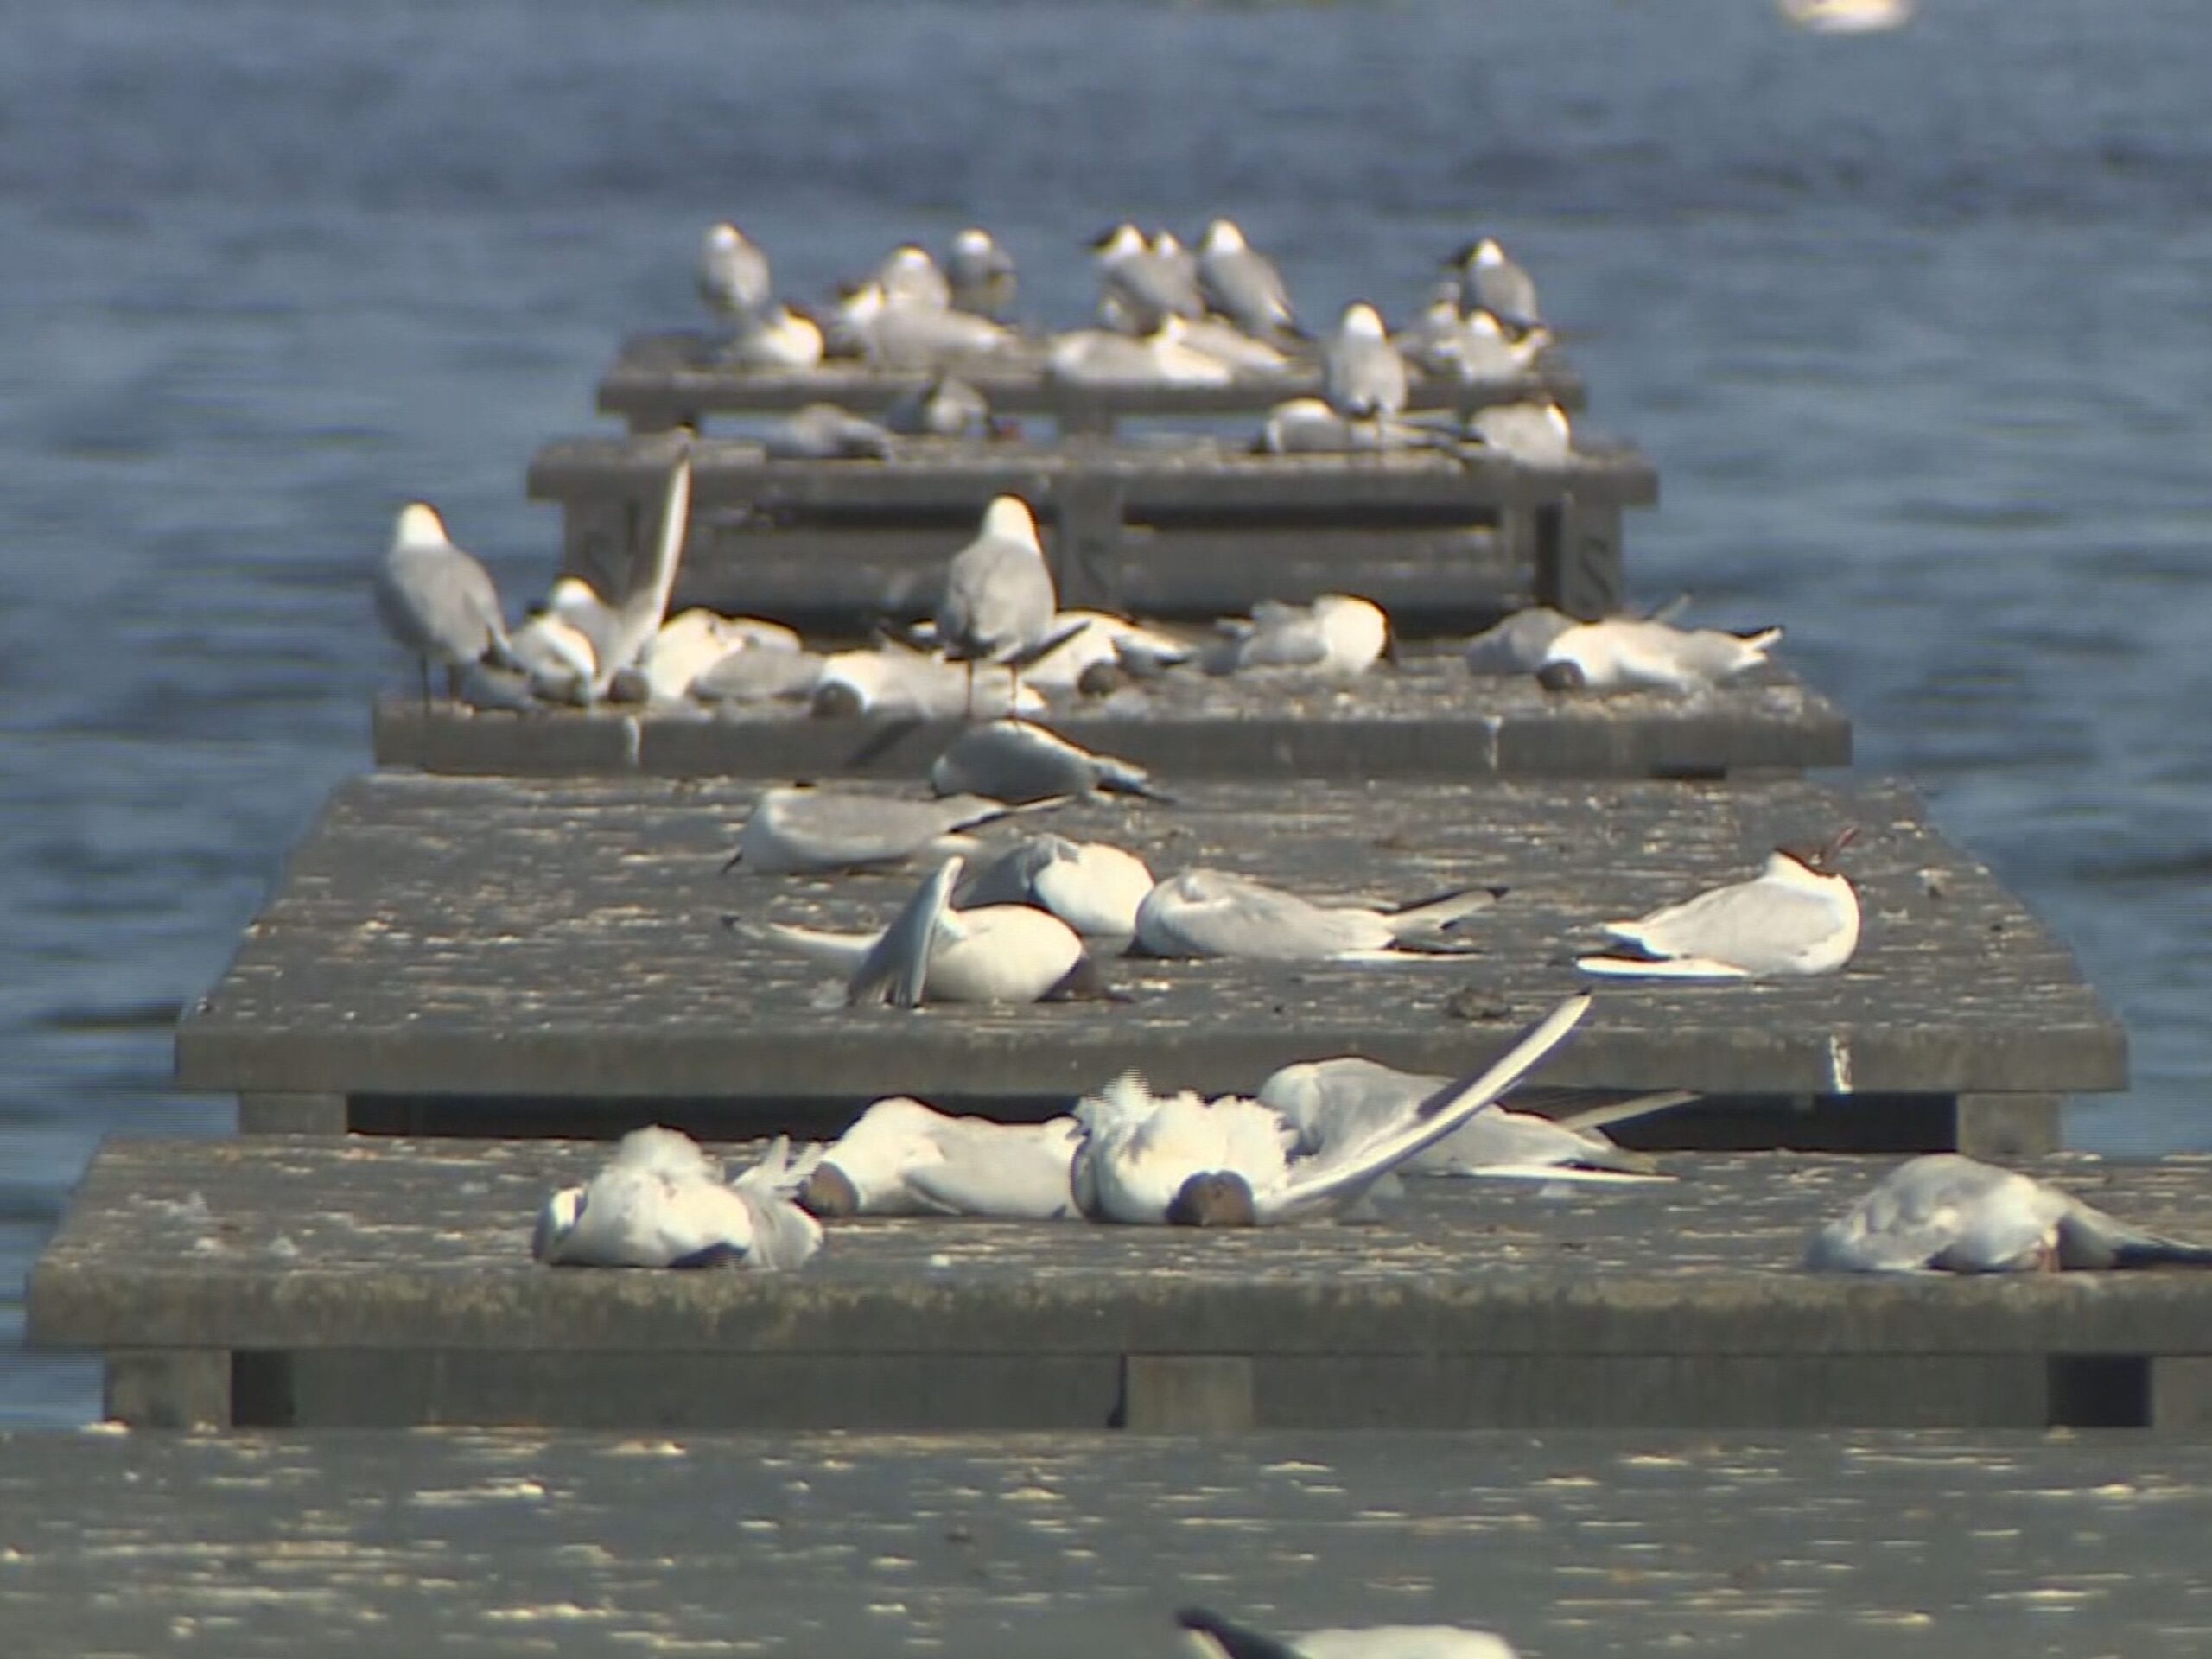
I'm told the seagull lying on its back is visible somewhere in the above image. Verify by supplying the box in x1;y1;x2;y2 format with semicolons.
1074;993;1591;1226
1135;869;1504;963
1535;617;1782;693
1808;1154;2212;1274
929;718;1168;805
798;1096;1081;1220
1577;827;1859;980
532;1128;821;1270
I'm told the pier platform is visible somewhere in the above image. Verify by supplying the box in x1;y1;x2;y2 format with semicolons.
3;1427;2202;1656
368;655;1852;782
173;774;2116;1151
528;431;1657;628
29;1143;2212;1431
598;326;1588;436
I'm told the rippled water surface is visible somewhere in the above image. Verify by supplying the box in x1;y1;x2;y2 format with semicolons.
4;0;2210;1424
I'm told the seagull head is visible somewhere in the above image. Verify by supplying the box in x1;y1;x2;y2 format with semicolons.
1166;1169;1258;1228
1090;222;1146;258
1200;219;1247;255
1474;237;1509;267
795;1160;862;1219
1534;659;1588;692
1151;229;1186;258
1781;824;1859;874
703;221;747;255
531;1185;586;1263
952;226;995;258
1338;302;1388;341
393;502;451;549
981;493;1042;549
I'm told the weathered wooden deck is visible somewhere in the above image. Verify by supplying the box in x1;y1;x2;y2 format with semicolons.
29;1141;2212;1431
599;326;1590;435
529;431;1656;626
175;774;2116;1148
3;1427;2207;1656
368;656;1853;781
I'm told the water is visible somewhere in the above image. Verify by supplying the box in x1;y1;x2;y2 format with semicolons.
5;0;2211;1426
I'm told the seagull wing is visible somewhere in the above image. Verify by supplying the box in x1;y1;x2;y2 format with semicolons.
845;857;963;1008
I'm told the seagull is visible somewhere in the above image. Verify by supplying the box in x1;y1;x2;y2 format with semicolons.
724;303;824;372
1806;1154;2212;1274
1255;399;1446;456
1468;400;1573;462
532;1128;822;1270
1196;219;1300;338
953;834;1156;938
1778;0;1915;34
797;1096;1081;1219
1258;1057;1665;1180
374;503;517;707
885;374;995;439
1535;617;1783;693
721;785;1062;875
731;855;1100;1008
507;607;600;705
1577;827;1859;979
1018;609;1193;696
760;403;894;461
1201;594;1391;680
946;226;1018;321
1091;222;1204;333
531;443;692;700
1322;302;1409;438
1176;315;1294;376
697;222;772;325
1179;1606;1518;1659
1448;237;1541;334
929;718;1169;805
840;281;1015;372
935;497;1061;713
810;641;1046;720
1462;607;1577;675
1046;320;1237;387
689;642;823;706
874;244;951;313
626;608;755;702
1133;870;1504;963
1072;992;1591;1226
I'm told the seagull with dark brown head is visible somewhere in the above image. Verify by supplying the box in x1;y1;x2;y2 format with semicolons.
1576;828;1859;979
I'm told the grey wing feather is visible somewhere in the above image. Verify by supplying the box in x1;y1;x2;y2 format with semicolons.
938;539;1052;661
845;858;962;1009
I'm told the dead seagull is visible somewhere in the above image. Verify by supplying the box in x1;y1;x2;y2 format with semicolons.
1179;1607;1518;1659
532;1127;821;1270
731;855;1101;1008
929;718;1170;804
1806;1154;2212;1274
721;785;1062;876
1134;869;1504;963
797;1096;1080;1219
953;833;1156;938
1535;616;1782;693
1462;607;1578;675
1073;993;1590;1226
1201;594;1391;680
1576;827;1859;980
1258;1057;1668;1180
374;503;518;706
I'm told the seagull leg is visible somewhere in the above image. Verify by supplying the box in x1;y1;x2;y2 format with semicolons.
964;658;976;720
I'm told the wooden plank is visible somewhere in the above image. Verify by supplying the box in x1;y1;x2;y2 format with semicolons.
28;1143;2212;1433
170;774;2125;1111
5;1427;2209;1656
596;326;1591;432
368;655;1855;782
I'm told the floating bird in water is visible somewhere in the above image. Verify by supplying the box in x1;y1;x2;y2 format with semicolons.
1073;993;1591;1226
1323;302;1409;439
946;226;1018;321
953;833;1156;939
733;855;1101;1008
929;718;1168;805
1449;236;1541;334
697;221;772;325
934;497;1063;713
1134;870;1504;963
532;1128;821;1271
1197;218;1300;339
1259;1057;1668;1180
1179;1605;1519;1659
1577;827;1859;979
1202;594;1391;680
1535;616;1781;693
1807;1154;2212;1274
797;1096;1081;1219
374;503;517;707
810;639;1045;721
722;785;1060;875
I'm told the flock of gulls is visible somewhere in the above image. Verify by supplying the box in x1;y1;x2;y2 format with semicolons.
694;216;1575;459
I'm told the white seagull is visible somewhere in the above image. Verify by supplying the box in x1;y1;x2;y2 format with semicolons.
1469;400;1573;463
797;1096;1082;1220
935;497;1063;713
1196;218;1300;338
732;855;1099;1008
1462;607;1577;675
953;833;1156;939
697;222;772;325
374;503;516;705
1179;1605;1519;1659
532;1128;822;1271
1448;236;1541;334
810;640;1046;721
1072;992;1592;1226
1806;1154;2212;1274
1323;302;1409;436
929;718;1169;804
1535;617;1783;693
1134;870;1504;963
1090;221;1205;332
1577;827;1859;979
946;226;1017;321
1201;594;1391;680
721;785;1061;876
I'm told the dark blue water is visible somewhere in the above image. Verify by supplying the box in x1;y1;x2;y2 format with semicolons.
6;0;2211;1425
